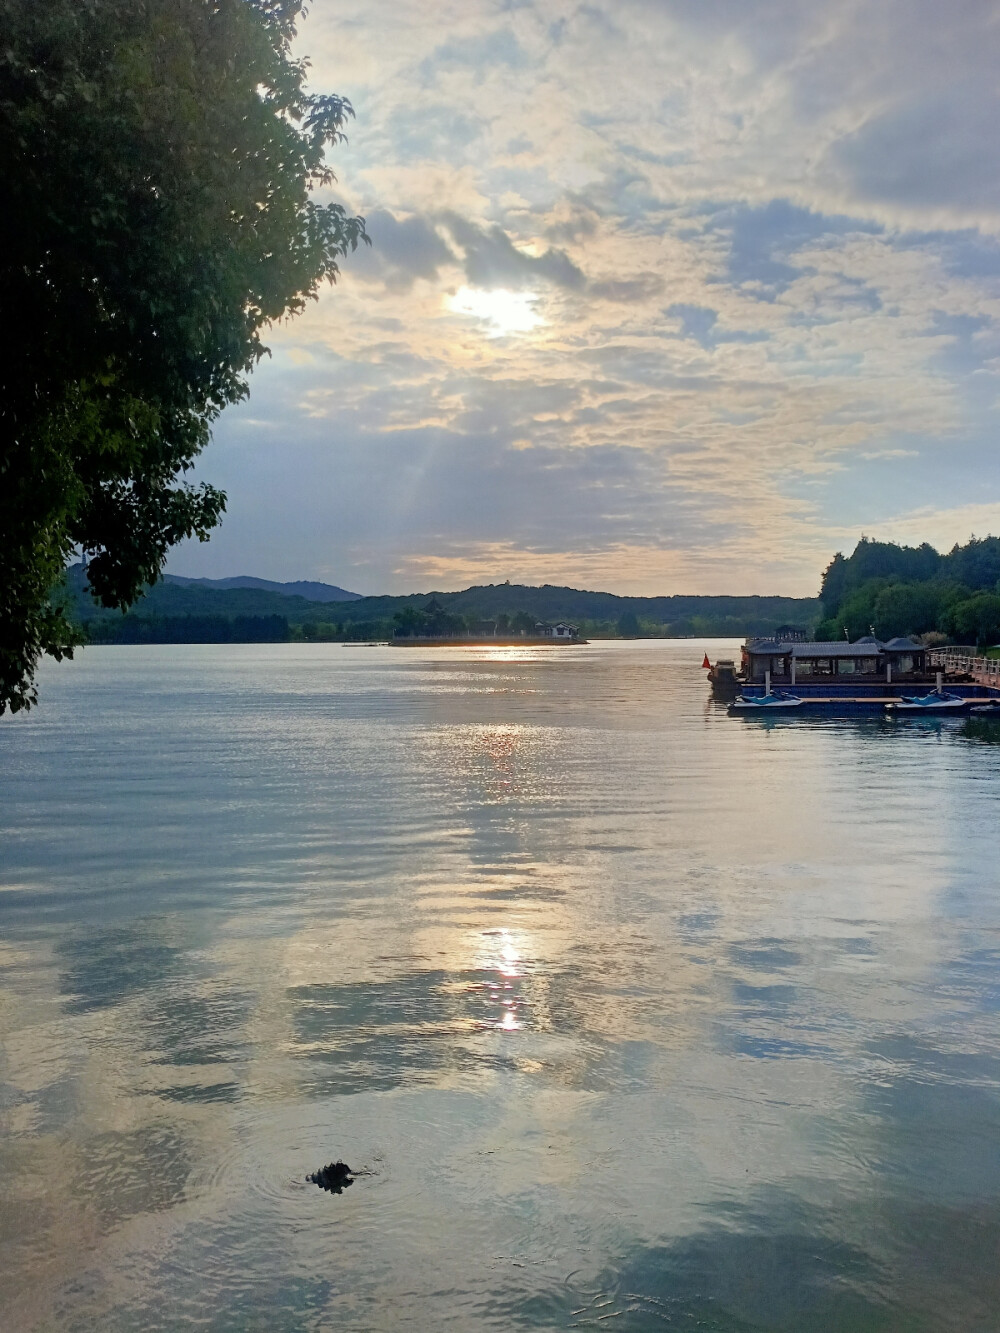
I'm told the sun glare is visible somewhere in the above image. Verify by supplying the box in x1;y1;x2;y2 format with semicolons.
446;286;543;336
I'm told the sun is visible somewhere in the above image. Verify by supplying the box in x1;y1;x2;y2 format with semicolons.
446;286;543;336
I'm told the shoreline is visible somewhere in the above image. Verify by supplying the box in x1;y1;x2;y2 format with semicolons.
389;635;588;647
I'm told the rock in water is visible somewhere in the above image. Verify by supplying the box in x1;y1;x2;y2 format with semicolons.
308;1161;354;1193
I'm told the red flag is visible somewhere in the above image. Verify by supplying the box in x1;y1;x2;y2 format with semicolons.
702;654;712;670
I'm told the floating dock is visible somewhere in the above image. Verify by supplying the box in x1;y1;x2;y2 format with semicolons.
709;637;1000;715
732;694;1000;713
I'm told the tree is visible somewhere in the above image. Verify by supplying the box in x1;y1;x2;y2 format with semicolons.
845;538;941;589
393;607;428;638
819;552;849;618
419;597;464;637
829;581;885;641
616;611;640;637
944;594;1000;647
819;540;942;619
0;0;368;711
943;536;1000;592
872;582;945;638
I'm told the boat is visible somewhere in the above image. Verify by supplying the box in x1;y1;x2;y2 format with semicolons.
885;690;967;714
730;689;804;712
706;657;740;697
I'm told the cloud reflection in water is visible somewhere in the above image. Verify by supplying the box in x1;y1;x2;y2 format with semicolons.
1;642;1000;1330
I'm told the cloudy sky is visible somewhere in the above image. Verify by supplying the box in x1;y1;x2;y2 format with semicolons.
170;0;1000;596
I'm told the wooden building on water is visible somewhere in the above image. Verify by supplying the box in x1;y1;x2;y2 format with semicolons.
742;635;927;685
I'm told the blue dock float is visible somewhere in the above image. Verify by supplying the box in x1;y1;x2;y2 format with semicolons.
729;682;1000;716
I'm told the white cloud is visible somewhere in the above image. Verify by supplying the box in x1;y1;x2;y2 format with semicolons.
169;1;1000;594
872;502;1000;554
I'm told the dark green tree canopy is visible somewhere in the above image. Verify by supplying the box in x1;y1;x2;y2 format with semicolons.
0;0;368;711
819;538;941;615
816;535;1000;645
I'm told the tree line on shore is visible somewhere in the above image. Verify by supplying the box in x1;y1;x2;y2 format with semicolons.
71;603;820;645
817;536;1000;646
86;614;290;645
62;567;821;644
77;606;806;644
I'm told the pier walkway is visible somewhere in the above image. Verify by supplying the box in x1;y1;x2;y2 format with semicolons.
929;648;1000;688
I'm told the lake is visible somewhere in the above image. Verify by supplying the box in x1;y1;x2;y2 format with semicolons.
2;640;999;1331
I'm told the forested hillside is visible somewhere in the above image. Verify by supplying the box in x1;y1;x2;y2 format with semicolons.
62;565;819;642
164;574;360;602
817;536;1000;645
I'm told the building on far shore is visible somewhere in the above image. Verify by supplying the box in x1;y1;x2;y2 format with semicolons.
534;621;580;640
742;635;926;683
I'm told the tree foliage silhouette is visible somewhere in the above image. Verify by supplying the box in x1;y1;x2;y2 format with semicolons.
0;0;368;710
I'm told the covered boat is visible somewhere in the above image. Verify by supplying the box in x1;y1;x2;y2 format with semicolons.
730;689;803;712
885;690;967;714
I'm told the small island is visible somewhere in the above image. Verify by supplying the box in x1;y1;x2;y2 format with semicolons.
392;603;584;646
390;598;583;644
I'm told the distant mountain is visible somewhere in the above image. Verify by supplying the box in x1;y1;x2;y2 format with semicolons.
164;574;361;601
63;564;354;622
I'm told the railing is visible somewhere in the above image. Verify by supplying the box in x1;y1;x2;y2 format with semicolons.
929;648;1000;681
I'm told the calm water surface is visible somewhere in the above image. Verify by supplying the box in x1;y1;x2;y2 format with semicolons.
2;640;999;1331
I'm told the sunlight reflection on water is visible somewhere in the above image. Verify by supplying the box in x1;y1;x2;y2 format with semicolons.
1;641;1000;1331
